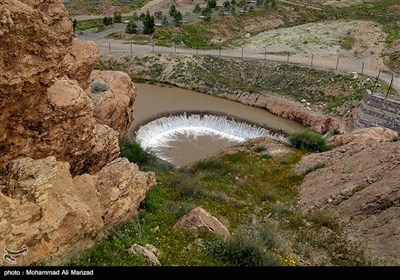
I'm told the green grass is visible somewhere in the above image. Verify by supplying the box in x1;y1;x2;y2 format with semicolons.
339;34;356;51
74;19;104;32
69;140;367;266
65;0;151;16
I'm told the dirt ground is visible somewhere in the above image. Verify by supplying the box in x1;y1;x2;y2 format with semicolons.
238;20;387;72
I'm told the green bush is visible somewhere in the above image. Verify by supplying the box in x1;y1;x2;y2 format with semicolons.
206;234;281;266
119;138;173;172
289;129;328;152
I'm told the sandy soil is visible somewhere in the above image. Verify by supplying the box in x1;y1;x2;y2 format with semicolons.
239;20;386;71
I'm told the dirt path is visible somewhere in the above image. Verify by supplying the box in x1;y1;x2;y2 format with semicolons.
80;35;400;92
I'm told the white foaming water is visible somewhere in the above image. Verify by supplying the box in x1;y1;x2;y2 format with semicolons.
135;113;289;162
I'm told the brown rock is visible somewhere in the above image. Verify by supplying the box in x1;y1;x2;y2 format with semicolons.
127;244;160;266
63;39;100;90
328;127;398;148
174;207;231;238
296;127;400;265
95;157;155;227
90;70;136;135
0;156;156;265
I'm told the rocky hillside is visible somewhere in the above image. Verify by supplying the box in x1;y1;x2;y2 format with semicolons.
295;127;400;265
0;0;155;265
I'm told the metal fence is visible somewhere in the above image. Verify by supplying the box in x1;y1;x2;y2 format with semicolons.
96;40;399;94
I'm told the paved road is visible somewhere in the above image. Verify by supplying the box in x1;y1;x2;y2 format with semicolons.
78;35;400;92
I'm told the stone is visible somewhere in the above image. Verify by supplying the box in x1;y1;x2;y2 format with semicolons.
128;244;161;266
174;207;231;239
296;127;400;265
244;32;251;38
90;70;136;135
301;99;307;103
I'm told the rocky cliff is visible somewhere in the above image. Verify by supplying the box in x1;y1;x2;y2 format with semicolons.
0;0;155;265
295;127;400;265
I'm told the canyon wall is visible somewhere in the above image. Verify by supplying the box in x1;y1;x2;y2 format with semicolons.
0;0;155;265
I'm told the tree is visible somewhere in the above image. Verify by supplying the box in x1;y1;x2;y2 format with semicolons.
271;0;276;7
193;4;201;13
231;0;236;5
224;0;231;10
142;10;155;34
173;11;183;26
103;16;113;26
230;6;236;15
139;12;145;21
162;15;169;26
113;12;122;23
207;0;217;9
126;20;137;34
201;7;212;16
256;0;263;7
169;4;177;17
72;19;78;32
154;11;163;19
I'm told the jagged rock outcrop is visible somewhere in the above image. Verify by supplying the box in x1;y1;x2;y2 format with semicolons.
0;0;133;175
174;207;231;239
0;157;155;265
0;0;154;265
90;70;136;134
295;127;400;265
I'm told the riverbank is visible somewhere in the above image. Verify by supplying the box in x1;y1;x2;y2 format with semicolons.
98;53;390;133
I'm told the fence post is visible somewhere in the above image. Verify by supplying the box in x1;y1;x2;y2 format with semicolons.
386;75;394;98
361;62;364;74
109;42;111;54
373;68;382;92
241;46;244;59
264;47;267;60
336;57;339;70
130;43;133;54
219;47;221;57
197;45;199;55
174;43;176;54
287;52;289;63
152;44;155;53
311;54;314;67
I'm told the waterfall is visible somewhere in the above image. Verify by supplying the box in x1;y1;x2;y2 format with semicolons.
135;113;289;162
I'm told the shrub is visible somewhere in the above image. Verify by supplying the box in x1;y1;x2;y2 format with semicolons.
253;145;267;153
126;20;138;34
206;233;281;266
289;129;328;152
119;138;173;172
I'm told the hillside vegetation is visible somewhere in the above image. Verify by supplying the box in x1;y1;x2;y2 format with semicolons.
69;139;367;266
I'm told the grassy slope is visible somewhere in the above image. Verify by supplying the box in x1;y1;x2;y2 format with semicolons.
69;141;367;266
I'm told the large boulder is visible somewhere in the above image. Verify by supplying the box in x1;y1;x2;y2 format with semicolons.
90;70;136;135
295;127;400;265
174;207;231;239
0;156;156;265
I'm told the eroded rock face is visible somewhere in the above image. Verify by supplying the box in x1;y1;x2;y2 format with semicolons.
295;127;400;265
0;0;155;265
0;156;156;265
174;207;231;239
90;70;136;135
0;0;108;175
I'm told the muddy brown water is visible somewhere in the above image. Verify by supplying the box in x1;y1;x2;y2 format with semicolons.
128;83;305;166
